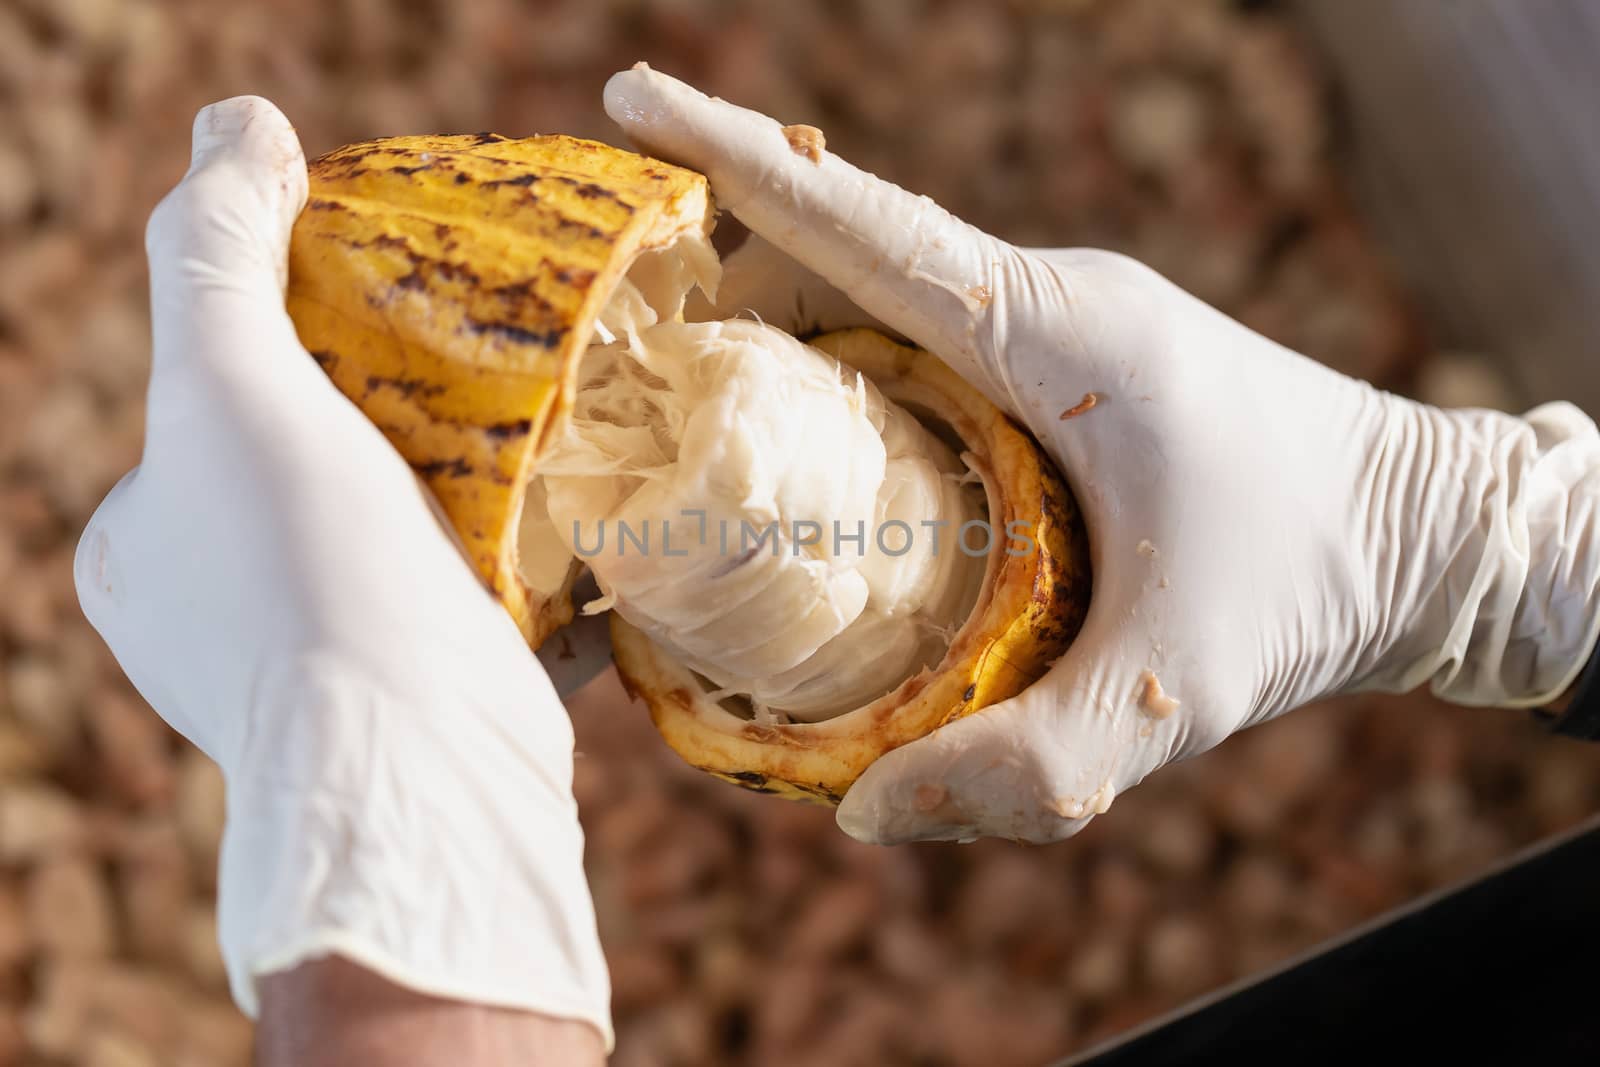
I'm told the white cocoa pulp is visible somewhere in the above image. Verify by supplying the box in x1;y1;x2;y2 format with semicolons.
519;240;986;721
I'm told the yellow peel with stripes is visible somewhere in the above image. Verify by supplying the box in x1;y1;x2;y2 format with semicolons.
287;134;713;646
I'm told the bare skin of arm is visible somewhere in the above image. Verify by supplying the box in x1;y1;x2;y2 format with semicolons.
256;957;606;1067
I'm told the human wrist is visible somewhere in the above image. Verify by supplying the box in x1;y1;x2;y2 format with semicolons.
1544;680;1577;715
256;956;605;1067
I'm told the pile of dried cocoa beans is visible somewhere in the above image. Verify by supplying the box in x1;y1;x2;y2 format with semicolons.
0;1;1590;1063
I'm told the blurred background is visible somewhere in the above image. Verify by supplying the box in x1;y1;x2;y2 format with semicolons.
2;0;1598;1064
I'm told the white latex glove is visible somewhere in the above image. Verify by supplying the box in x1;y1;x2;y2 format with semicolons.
74;97;611;1045
606;67;1600;845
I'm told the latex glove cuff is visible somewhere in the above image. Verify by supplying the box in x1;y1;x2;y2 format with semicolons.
1358;400;1600;711
213;655;612;1047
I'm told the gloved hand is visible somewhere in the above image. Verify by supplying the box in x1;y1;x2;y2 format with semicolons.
74;97;611;1045
605;66;1600;846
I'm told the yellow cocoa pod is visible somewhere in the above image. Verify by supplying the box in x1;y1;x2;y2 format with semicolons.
286;134;1090;805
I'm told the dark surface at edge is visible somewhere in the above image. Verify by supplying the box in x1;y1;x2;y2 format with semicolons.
1063;811;1600;1065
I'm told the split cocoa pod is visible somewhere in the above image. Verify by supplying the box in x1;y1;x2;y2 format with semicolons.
285;133;1090;805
